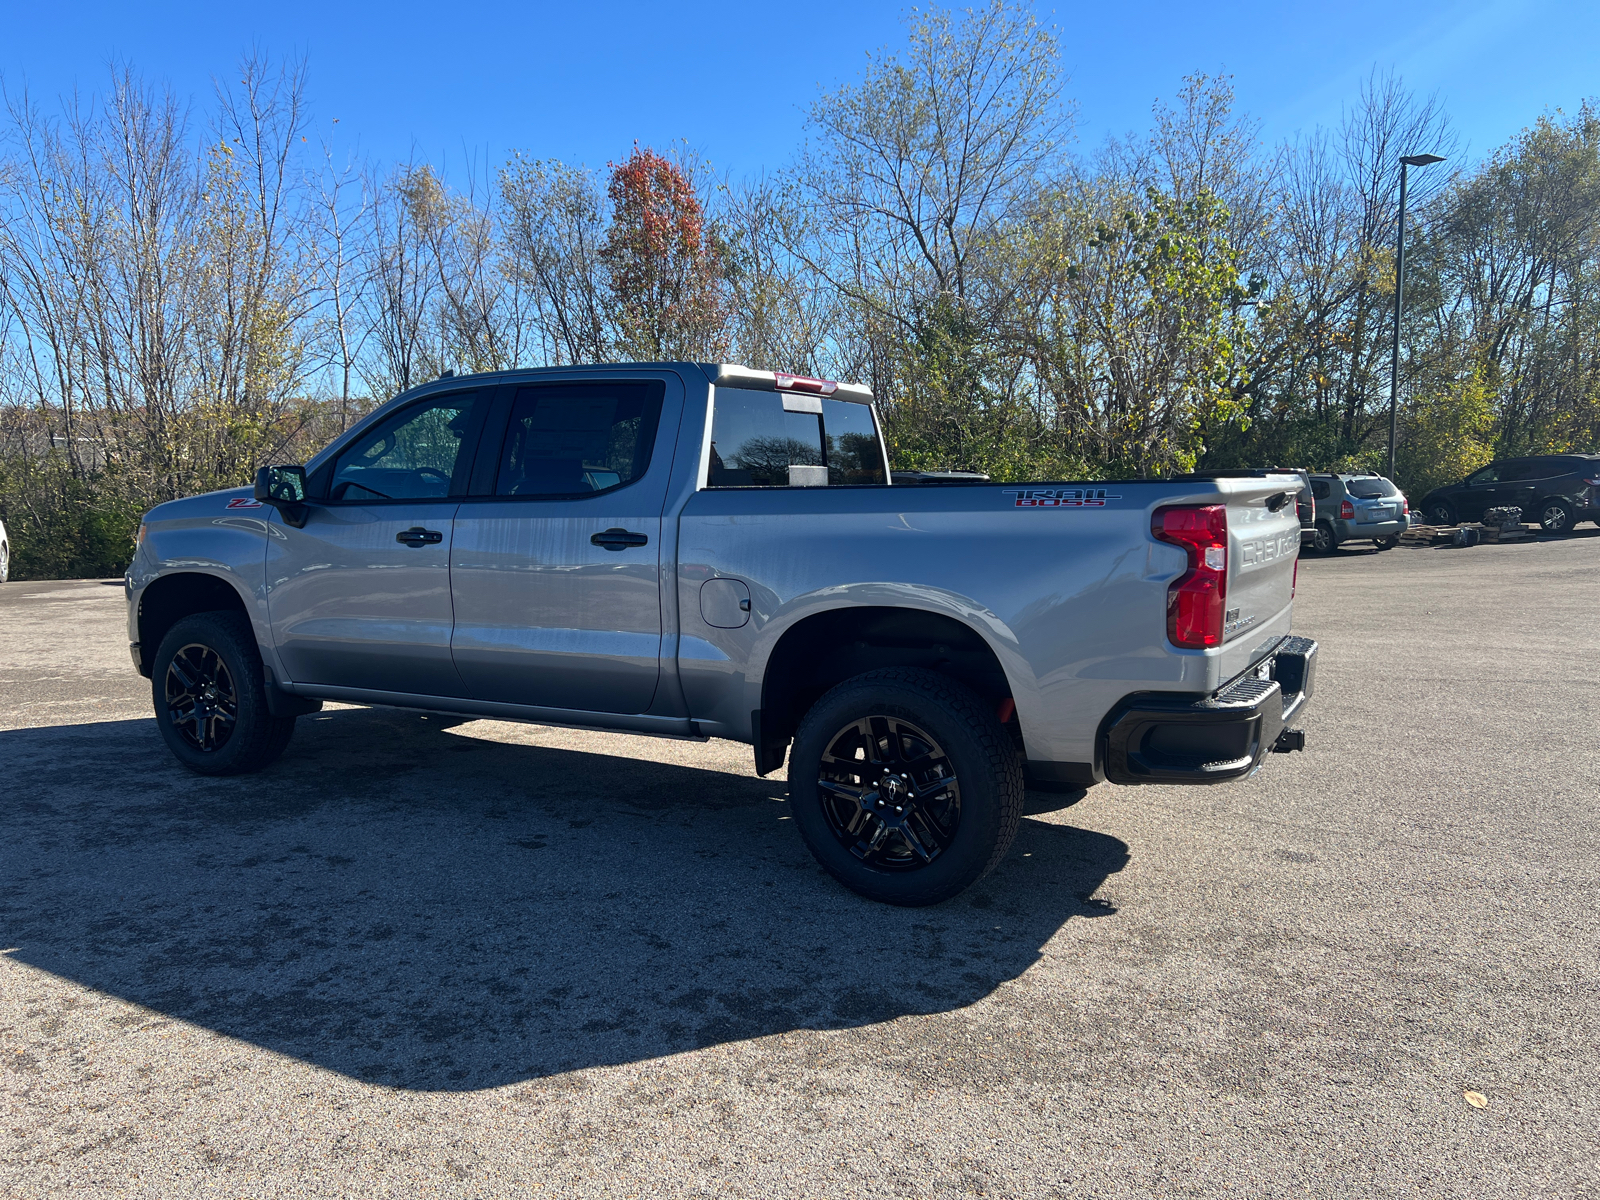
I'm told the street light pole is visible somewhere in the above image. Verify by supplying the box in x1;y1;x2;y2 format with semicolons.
1389;153;1445;480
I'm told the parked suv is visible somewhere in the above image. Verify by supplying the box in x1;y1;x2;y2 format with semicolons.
1307;474;1407;553
1417;455;1600;533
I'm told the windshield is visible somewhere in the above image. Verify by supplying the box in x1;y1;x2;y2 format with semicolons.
1345;476;1399;499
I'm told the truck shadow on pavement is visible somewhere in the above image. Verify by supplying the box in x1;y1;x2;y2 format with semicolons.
0;707;1127;1092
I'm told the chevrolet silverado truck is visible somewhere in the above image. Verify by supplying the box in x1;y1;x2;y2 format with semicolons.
126;363;1316;905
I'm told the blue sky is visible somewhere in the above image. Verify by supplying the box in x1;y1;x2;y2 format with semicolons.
2;0;1593;179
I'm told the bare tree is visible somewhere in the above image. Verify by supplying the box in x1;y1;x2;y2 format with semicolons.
312;140;374;431
499;156;609;364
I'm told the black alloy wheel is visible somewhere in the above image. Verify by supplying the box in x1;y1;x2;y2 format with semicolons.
152;611;297;775
816;715;962;870
1538;500;1576;534
165;643;239;753
790;667;1024;906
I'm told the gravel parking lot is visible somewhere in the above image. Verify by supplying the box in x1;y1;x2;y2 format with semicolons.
2;534;1597;1198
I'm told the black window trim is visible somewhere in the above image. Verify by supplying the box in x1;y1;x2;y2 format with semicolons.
318;387;492;505
463;378;668;503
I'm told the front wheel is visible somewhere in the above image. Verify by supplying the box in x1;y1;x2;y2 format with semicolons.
1427;501;1455;526
152;611;296;775
1538;500;1576;534
789;668;1024;906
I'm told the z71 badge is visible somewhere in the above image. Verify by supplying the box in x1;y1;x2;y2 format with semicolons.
225;497;264;509
1002;488;1121;508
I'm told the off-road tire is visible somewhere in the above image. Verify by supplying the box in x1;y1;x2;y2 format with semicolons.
153;611;296;776
1538;500;1576;534
789;668;1024;906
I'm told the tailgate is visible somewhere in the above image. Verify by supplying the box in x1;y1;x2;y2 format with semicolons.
1225;483;1302;643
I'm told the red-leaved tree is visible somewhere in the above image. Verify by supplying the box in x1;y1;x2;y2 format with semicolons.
599;146;727;361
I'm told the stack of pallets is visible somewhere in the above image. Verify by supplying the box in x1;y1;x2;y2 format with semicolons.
1399;523;1443;547
1397;521;1534;547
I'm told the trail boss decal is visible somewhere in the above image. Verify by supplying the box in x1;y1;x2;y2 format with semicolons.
1002;488;1121;508
226;497;264;509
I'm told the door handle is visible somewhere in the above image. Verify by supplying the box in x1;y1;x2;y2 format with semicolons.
396;527;444;547
590;528;649;552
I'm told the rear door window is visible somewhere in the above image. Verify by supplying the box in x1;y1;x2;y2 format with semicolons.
1311;480;1331;500
494;382;663;498
707;389;886;487
1540;456;1588;478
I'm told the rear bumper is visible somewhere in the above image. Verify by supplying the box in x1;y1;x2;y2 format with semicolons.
1101;635;1318;785
1336;518;1405;539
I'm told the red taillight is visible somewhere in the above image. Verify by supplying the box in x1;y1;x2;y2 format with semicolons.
1153;504;1228;649
774;372;838;396
1339;499;1355;519
1402;498;1409;514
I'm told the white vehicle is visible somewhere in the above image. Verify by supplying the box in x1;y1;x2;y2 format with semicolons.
0;518;9;583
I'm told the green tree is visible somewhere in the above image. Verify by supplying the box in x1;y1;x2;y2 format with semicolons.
1393;370;1496;497
1039;185;1257;474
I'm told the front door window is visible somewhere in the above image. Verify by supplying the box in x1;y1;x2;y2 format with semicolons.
329;395;481;502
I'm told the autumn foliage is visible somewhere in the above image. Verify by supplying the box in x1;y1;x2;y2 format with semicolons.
599;147;726;361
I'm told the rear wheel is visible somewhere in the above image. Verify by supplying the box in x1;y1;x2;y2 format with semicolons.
1426;501;1455;526
153;611;296;775
1538;500;1576;534
789;668;1023;906
1373;536;1398;551
1310;521;1337;554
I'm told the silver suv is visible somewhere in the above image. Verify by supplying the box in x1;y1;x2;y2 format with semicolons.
1307;474;1407;553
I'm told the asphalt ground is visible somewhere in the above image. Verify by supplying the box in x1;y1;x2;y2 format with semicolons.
1;532;1597;1198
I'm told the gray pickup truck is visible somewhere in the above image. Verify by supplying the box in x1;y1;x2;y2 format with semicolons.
126;363;1316;905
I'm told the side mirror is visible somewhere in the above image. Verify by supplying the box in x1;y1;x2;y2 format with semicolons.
254;464;309;527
